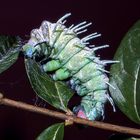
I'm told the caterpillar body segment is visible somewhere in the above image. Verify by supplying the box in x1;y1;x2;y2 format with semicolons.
23;13;116;121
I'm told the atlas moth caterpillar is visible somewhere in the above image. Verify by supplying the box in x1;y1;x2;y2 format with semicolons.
23;13;119;121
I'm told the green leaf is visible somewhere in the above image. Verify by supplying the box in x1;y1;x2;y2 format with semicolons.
109;20;140;124
25;59;74;112
0;35;21;74
36;123;64;140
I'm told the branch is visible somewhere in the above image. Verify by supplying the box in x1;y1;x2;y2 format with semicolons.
0;93;140;136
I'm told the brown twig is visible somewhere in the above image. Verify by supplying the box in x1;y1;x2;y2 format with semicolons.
0;93;140;136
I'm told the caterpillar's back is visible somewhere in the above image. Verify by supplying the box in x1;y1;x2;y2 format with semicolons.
23;13;118;121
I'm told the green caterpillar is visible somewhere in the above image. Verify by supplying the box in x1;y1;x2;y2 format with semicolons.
23;13;118;121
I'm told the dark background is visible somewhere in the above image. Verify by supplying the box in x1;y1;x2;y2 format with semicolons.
0;0;140;140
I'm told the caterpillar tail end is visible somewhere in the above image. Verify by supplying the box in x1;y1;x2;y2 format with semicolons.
73;105;87;119
73;104;105;121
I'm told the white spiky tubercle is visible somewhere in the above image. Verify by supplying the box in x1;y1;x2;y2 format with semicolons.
23;13;119;121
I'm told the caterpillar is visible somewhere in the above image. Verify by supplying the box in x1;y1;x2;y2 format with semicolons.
23;13;118;121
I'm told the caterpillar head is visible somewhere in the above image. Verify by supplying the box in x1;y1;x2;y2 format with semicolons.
22;44;36;58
